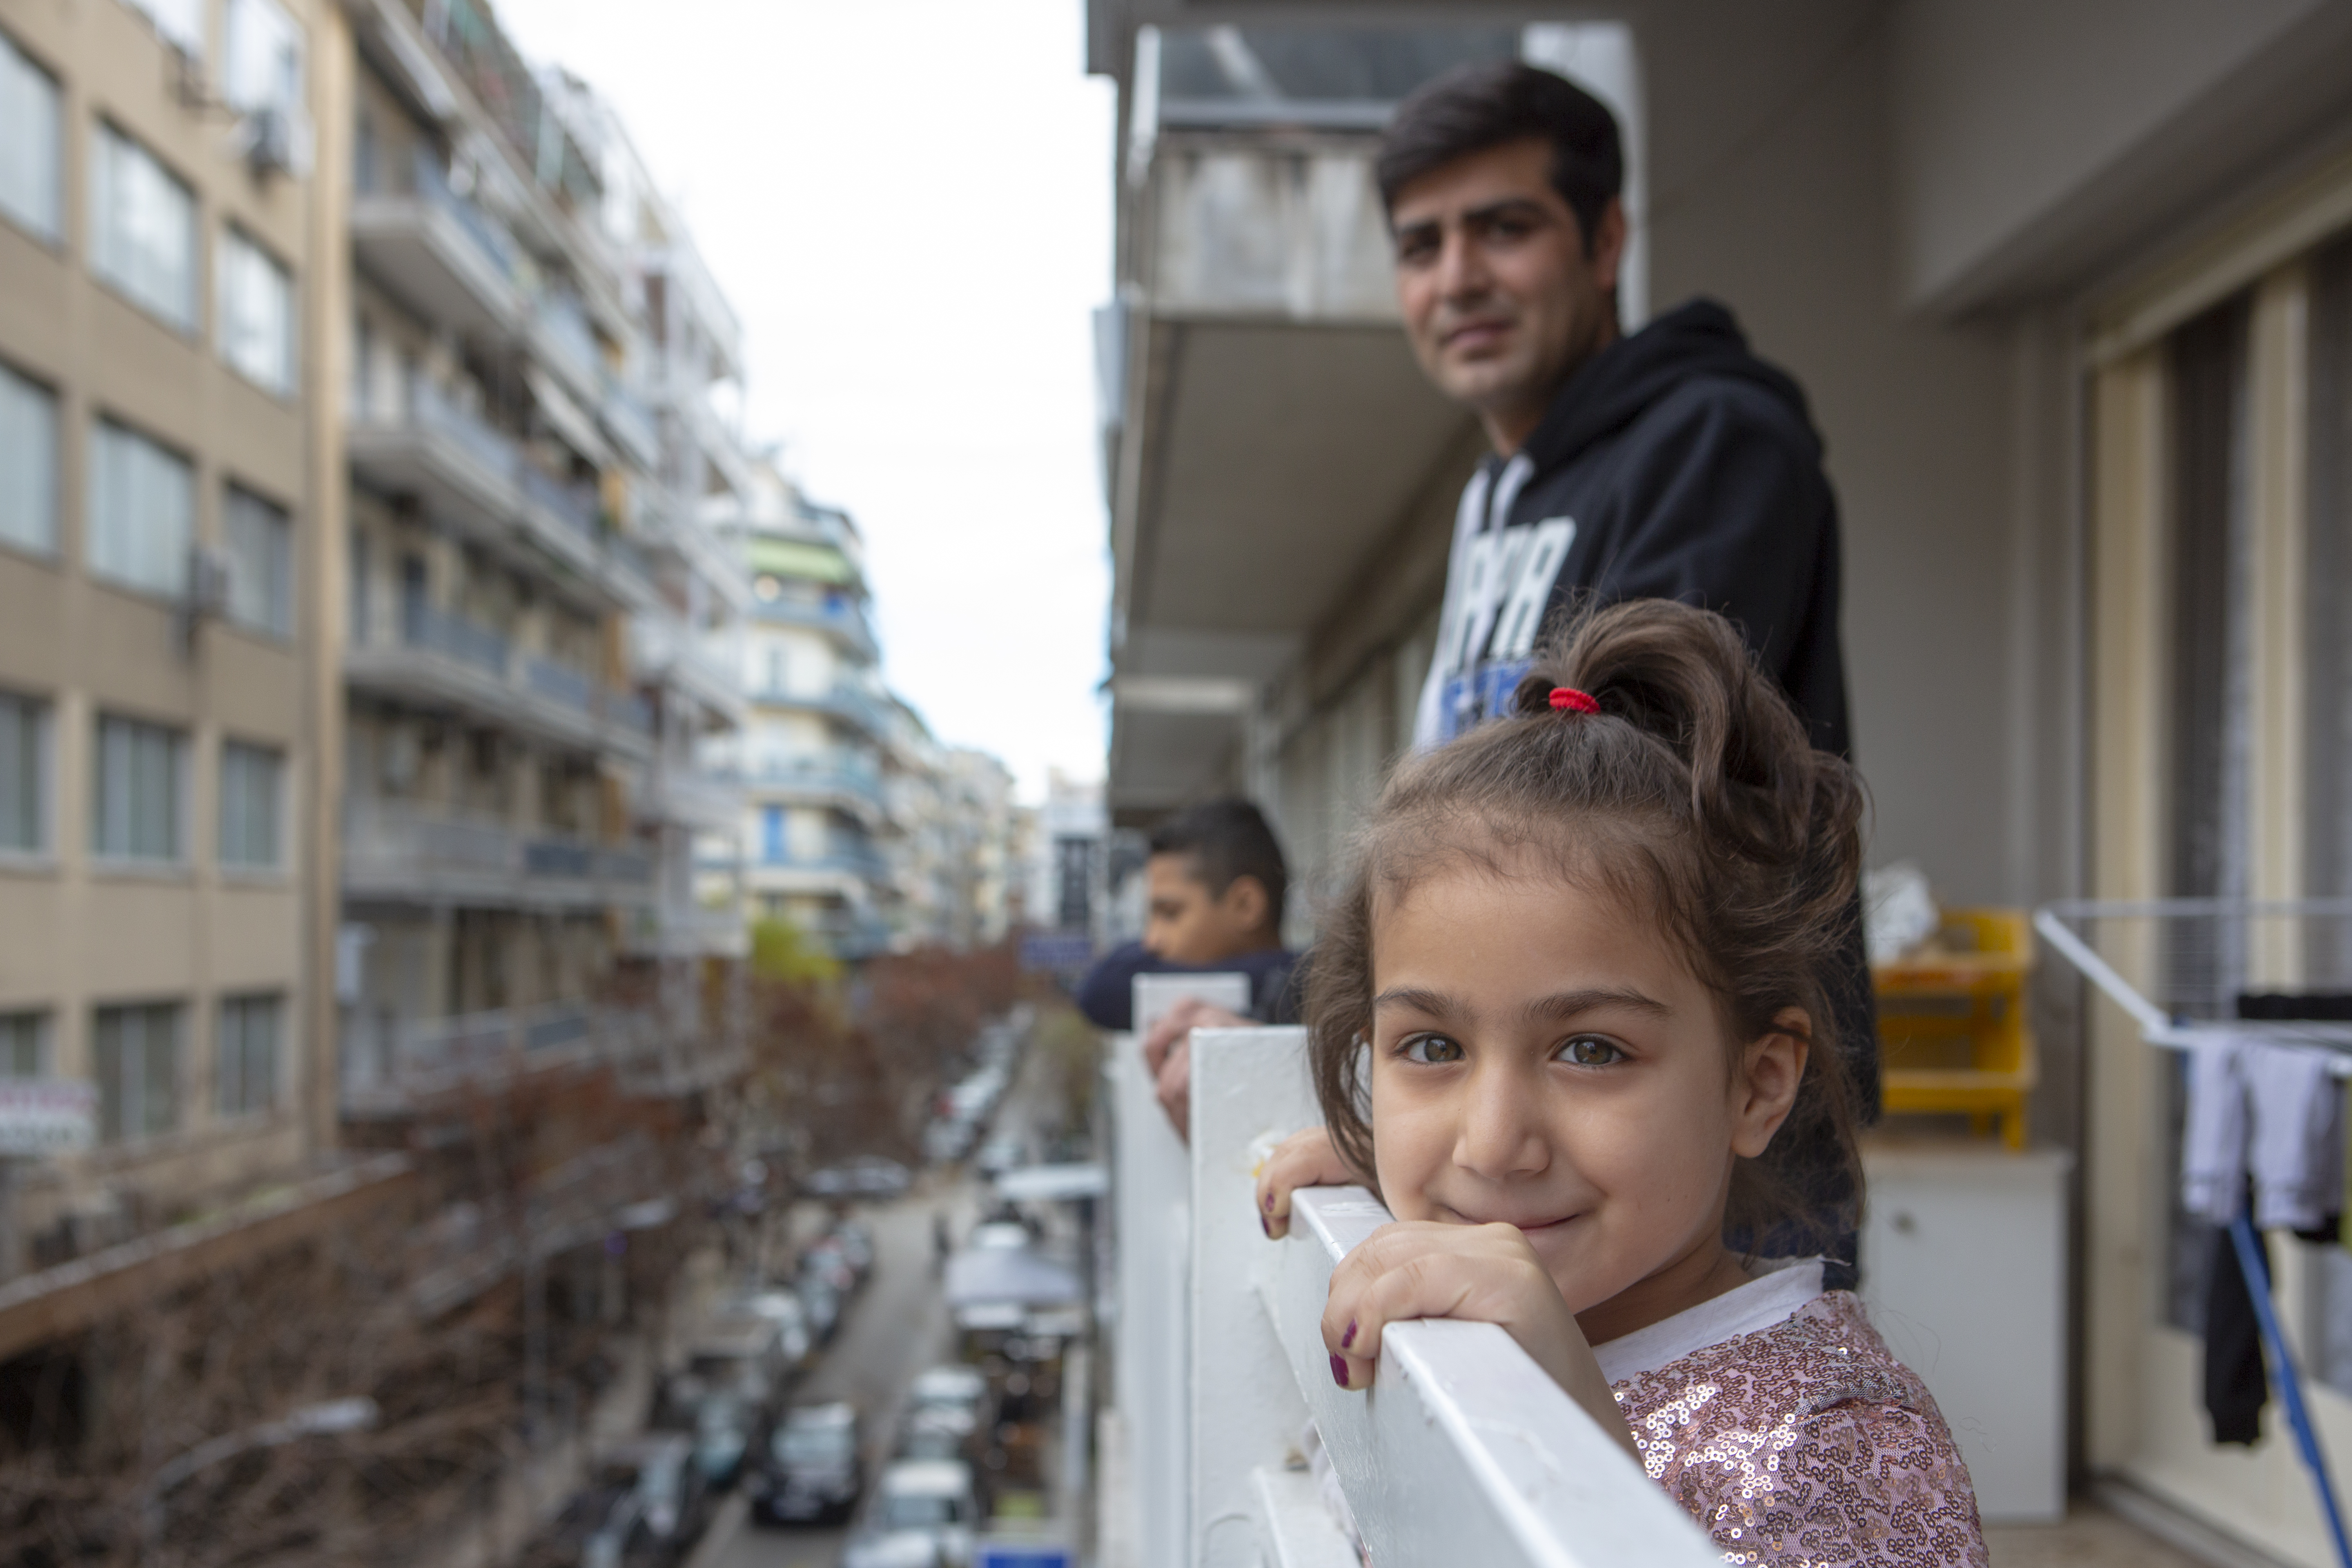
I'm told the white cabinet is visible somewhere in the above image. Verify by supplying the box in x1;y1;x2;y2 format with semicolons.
1860;1141;2072;1523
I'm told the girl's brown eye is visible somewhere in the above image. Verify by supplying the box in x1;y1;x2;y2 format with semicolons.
1401;1034;1464;1065
1560;1036;1623;1067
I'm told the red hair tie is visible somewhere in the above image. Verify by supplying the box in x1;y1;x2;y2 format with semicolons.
1548;687;1599;714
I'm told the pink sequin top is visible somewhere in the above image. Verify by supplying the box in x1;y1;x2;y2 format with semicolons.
1611;1292;1989;1566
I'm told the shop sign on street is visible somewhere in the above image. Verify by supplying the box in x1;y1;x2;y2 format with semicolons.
0;1080;98;1156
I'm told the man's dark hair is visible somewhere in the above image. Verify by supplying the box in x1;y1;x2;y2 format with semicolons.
1375;60;1622;254
1149;797;1289;934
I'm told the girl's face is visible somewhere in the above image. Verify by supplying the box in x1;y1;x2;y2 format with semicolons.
1366;856;1805;1329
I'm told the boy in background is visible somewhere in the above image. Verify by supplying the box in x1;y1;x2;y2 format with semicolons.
1074;798;1296;1138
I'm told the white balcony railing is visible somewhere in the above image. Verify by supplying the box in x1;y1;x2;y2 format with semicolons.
1105;1016;1720;1568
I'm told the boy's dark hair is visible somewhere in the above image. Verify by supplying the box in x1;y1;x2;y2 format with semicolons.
1302;598;1867;1253
1375;59;1622;255
1149;797;1289;935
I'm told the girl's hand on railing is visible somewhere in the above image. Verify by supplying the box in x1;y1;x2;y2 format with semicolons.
1254;1126;1357;1239
1319;1220;1640;1460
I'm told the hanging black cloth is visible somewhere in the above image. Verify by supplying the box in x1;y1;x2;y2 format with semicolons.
2205;1221;2271;1445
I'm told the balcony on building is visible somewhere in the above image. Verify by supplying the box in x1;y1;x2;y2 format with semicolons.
631;608;747;728
740;749;888;827
346;599;656;764
339;1000;669;1118
351;145;530;341
341;798;655;911
750;678;893;742
749;583;880;663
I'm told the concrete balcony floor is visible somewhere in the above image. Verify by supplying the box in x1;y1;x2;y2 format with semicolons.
1984;1502;2206;1567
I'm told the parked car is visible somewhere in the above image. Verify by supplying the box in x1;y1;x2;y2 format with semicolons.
798;1276;843;1342
830;1218;876;1272
974;1138;1025;1178
738;1289;815;1372
839;1531;943;1568
690;1388;760;1490
893;1404;976;1463
852;1459;978;1568
747;1400;863;1526
800;1244;859;1297
805;1156;912;1199
586;1434;711;1566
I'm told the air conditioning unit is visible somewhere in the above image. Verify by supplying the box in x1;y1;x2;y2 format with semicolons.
188;544;232;620
240;108;296;178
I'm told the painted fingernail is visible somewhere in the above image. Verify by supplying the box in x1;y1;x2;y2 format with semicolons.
1263;1190;1275;1213
1340;1319;1357;1350
1330;1354;1348;1389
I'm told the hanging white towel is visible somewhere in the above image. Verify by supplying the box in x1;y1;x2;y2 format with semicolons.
2180;1037;2249;1225
2245;1042;2345;1231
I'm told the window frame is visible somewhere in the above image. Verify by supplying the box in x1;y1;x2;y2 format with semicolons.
91;713;187;866
93;999;182;1144
0;1009;45;1078
217;736;284;871
0;26;62;246
217;225;296;397
87;415;194;601
0;688;51;860
214;991;281;1117
90;120;198;335
0;356;59;559
221;481;294;638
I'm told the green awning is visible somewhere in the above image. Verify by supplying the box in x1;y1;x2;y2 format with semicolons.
749;537;857;587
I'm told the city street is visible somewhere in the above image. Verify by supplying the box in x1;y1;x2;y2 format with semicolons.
690;1178;974;1568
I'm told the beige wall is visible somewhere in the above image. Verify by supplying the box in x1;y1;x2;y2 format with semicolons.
0;0;337;1238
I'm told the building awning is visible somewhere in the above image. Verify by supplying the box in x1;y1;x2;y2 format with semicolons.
942;1245;1083;1308
751;537;857;587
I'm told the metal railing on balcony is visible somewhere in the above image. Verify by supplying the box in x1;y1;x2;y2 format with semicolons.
745;752;887;812
534;289;601;393
519;461;600;541
523;655;594;713
405;376;527;486
403;602;510;677
343;802;653;904
601;380;661;470
408;146;524;286
752;592;880;655
341;1002;660;1112
1103;1020;1719;1568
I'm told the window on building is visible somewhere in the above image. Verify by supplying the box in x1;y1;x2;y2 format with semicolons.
762;804;785;863
218;739;281;867
223;0;301;119
350;528;371;645
88;418;192;597
0;359;55;556
122;0;205;57
0;690;46;853
94;1001;179;1141
223;484;292;635
218;229;294;394
0;29;60;242
93;715;183;862
215;993;279;1115
0;1010;42;1077
92;124;195;332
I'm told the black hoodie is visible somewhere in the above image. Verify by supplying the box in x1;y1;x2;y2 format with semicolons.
1410;298;1849;757
1410;300;1878;1242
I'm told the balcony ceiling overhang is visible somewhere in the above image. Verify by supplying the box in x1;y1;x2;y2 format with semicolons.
351;198;525;342
1117;315;1466;644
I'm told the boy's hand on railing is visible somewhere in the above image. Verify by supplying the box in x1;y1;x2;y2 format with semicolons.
1253;1127;1358;1239
1139;998;1250;1142
1318;1221;1640;1461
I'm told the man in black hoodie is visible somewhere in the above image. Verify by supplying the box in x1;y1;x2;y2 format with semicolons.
1384;61;1873;1269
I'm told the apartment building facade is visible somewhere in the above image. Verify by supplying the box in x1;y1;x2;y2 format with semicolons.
728;464;898;960
0;0;362;1295
334;0;749;1114
1089;3;2352;1561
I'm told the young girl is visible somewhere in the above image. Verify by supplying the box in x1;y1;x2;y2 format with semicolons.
1254;599;1987;1567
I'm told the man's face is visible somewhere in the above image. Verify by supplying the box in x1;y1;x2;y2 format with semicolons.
1143;853;1269;966
1390;137;1623;447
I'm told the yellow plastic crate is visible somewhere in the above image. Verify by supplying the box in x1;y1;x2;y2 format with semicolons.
1874;907;2036;1149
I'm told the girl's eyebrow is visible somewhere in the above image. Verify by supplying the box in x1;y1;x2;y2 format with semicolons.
1370;985;1670;1022
1526;987;1671;1023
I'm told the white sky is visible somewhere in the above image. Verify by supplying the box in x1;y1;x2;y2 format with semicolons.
492;0;1116;802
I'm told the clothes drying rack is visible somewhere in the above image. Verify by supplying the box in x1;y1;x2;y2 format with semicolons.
2037;898;2352;1568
